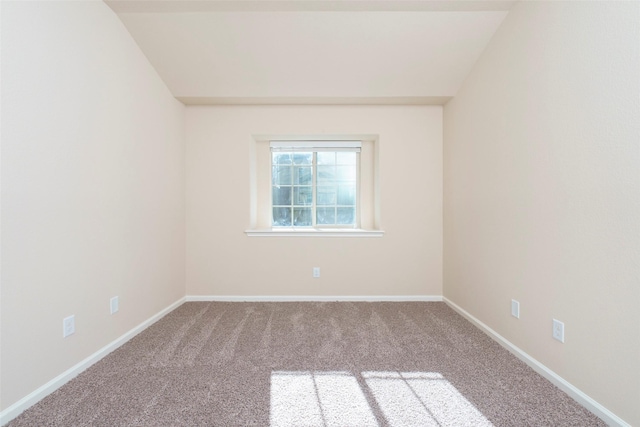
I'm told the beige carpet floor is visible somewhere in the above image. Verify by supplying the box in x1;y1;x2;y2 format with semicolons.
8;302;605;426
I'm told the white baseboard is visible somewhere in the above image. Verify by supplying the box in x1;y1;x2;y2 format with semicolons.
186;295;443;302
443;297;630;427
0;297;186;426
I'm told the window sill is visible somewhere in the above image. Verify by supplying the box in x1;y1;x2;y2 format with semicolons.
244;228;385;238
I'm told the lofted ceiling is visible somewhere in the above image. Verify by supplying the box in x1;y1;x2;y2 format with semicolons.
106;1;515;105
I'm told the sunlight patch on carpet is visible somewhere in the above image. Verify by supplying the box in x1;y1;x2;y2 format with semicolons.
363;371;493;427
270;371;377;427
270;371;492;427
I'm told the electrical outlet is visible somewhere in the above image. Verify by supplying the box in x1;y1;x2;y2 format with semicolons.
552;319;565;343
313;267;320;278
511;299;520;319
110;296;119;314
63;315;75;338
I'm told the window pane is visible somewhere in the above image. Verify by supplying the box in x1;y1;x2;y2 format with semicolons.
294;166;312;185
337;152;356;165
293;152;312;165
273;207;292;226
317;166;335;182
337;184;356;206
317;186;337;205
336;207;355;225
272;165;291;185
337;165;356;181
317;152;336;165
294;186;312;206
272;186;292;205
316;207;336;225
273;153;292;165
293;208;312;226
271;149;358;228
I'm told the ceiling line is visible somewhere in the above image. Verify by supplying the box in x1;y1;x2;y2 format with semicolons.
106;0;517;14
176;96;453;106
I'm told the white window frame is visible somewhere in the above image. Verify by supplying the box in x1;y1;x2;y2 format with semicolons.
245;134;384;238
270;141;361;229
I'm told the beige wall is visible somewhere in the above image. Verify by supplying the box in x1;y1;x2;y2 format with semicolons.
3;0;635;423
444;1;640;425
186;106;442;297
1;0;185;411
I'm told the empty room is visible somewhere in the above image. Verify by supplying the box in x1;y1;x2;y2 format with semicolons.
1;0;638;426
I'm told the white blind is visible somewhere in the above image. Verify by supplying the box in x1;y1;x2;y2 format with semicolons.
270;141;361;152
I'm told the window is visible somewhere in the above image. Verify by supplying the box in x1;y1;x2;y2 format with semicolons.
270;141;360;228
246;135;383;237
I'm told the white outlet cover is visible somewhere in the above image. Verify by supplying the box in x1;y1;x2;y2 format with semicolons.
110;296;119;314
511;300;520;319
313;267;320;278
63;315;75;338
552;319;565;343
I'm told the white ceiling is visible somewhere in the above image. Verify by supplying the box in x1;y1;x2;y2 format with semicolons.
107;1;514;105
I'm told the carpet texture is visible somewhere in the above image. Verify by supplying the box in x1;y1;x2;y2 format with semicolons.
7;302;605;426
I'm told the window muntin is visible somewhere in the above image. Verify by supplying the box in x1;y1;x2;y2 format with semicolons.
271;144;359;228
